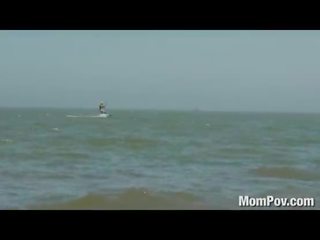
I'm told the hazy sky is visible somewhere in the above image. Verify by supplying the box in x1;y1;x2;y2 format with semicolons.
0;30;320;112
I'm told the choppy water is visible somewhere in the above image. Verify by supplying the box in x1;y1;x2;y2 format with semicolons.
1;108;320;209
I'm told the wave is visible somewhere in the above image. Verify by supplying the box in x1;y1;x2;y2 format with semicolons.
28;188;210;210
55;152;90;160
51;128;60;132
250;166;320;181
213;146;268;160
0;138;14;144
66;114;110;118
87;137;161;150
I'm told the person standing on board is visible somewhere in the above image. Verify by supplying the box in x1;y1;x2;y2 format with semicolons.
99;101;106;114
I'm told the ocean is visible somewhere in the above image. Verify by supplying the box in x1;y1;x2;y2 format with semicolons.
0;108;320;209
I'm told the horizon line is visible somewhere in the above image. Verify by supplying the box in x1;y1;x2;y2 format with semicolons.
0;106;320;115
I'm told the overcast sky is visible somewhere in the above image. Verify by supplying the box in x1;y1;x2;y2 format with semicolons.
0;30;320;112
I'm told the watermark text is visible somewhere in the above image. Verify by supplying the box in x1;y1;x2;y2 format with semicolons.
239;195;315;208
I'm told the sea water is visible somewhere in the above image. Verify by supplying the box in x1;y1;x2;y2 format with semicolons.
1;108;320;209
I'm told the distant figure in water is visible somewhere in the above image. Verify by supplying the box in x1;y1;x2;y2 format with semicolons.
99;101;106;114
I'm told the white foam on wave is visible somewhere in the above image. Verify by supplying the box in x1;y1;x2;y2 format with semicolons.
0;138;13;143
66;114;109;118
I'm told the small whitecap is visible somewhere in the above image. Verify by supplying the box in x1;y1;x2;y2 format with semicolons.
52;128;60;132
0;138;13;143
205;123;211;127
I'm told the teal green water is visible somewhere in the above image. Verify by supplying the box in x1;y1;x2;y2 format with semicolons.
1;108;320;209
